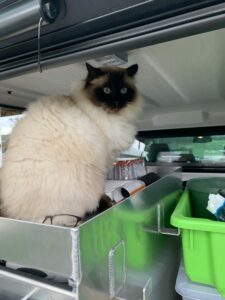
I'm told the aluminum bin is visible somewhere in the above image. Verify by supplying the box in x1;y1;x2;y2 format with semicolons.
0;167;182;300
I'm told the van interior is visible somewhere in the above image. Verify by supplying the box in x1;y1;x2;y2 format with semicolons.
2;28;225;176
1;2;225;300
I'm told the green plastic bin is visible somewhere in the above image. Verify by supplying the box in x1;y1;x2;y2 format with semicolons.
171;177;225;297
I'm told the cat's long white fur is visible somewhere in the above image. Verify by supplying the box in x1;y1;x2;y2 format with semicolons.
0;84;141;222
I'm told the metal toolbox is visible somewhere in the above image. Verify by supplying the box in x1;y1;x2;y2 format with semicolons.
0;167;182;300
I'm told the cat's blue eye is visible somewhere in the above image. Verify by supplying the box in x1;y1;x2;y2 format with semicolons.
103;87;111;94
120;87;127;94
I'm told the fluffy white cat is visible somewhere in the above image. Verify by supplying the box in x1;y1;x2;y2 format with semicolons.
0;63;141;224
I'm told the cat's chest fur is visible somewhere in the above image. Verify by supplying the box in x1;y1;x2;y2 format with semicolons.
76;93;138;156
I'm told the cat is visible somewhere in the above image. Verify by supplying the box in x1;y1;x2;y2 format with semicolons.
0;63;141;225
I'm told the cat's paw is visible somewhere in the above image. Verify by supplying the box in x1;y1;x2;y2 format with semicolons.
97;194;113;213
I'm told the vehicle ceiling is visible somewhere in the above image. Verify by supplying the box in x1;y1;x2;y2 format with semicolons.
1;28;225;131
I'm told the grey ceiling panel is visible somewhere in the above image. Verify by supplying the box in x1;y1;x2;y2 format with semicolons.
1;0;225;78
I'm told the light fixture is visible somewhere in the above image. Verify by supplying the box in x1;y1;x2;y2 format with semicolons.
193;136;212;143
92;52;128;67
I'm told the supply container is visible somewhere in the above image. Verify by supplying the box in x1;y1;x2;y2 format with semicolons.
171;177;225;297
0;166;182;300
176;261;225;300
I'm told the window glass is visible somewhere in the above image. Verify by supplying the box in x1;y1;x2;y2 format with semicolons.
137;133;225;170
0;107;24;166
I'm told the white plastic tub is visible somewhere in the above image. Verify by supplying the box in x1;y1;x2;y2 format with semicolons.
176;261;225;300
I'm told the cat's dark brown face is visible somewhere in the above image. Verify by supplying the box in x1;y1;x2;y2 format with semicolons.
84;63;138;112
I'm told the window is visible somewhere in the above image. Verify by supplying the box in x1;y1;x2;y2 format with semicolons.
137;127;225;172
0;107;24;166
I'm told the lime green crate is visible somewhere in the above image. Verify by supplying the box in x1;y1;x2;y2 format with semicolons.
171;177;225;297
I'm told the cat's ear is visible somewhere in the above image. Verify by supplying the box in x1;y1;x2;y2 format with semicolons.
85;63;104;81
126;64;138;77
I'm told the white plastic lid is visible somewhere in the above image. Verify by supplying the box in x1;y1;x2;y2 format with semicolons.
176;261;225;300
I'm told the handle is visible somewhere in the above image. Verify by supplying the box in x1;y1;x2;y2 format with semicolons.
143;278;152;300
21;287;39;300
143;203;180;236
108;240;126;299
